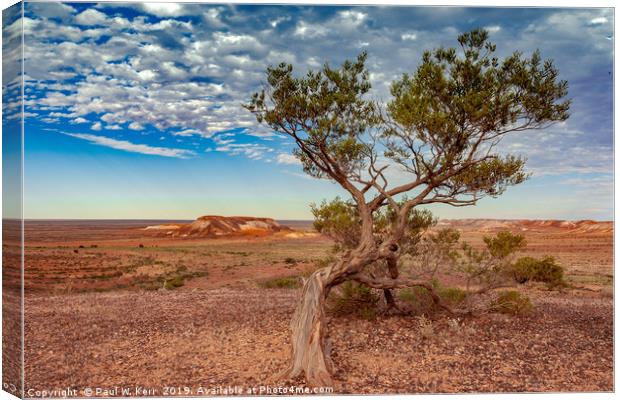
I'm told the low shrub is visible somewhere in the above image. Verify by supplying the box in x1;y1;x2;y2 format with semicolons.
399;280;467;314
511;256;566;288
399;286;437;315
438;285;467;306
163;275;185;289
284;257;298;265
491;290;533;315
259;276;301;289
329;281;379;320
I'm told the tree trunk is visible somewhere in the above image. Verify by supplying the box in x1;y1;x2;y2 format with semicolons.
383;258;399;309
278;237;378;386
278;267;335;386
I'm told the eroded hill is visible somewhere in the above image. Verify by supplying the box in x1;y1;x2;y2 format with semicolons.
144;215;291;237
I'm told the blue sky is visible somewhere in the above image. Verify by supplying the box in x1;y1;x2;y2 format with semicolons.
4;2;614;220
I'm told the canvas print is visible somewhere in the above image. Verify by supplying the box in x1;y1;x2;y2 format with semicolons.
1;1;614;397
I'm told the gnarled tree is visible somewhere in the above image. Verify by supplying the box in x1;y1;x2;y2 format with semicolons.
244;29;570;386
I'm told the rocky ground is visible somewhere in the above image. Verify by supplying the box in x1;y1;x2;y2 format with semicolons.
20;219;613;395
24;287;613;394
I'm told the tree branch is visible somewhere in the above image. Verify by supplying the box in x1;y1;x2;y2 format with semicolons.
351;273;455;315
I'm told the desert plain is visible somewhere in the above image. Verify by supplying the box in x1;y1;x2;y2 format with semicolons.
13;217;614;394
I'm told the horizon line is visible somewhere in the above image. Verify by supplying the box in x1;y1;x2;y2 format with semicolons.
7;217;614;223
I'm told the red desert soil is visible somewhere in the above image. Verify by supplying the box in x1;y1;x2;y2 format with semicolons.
24;289;612;393
21;218;613;394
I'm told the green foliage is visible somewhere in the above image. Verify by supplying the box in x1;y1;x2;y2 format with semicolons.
312;196;435;251
311;197;361;249
399;279;467;314
260;276;301;289
386;29;568;197
450;155;529;198
314;255;337;269
439;286;468;305
329;281;379;320
511;256;566;288
483;231;527;258
383;202;436;254
158;266;208;291
244;52;379;179
491;290;533;315
163;275;185;290
399;286;437;315
415;228;460;261
460;231;526;290
248;29;569;204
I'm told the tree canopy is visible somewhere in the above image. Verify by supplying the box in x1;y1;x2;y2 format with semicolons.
245;28;570;228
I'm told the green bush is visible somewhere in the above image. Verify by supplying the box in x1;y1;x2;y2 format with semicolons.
259;276;301;289
491;290;533;315
399;286;437;314
399;280;467;314
438;286;467;306
163;275;185;290
329;281;379;320
511;256;566;288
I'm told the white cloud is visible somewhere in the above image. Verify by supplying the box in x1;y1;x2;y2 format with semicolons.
141;3;185;17
338;10;367;26
270;16;290;28
589;17;608;25
276;153;301;165
73;117;88;124
28;2;75;20
294;21;328;38
91;122;102;131
128;122;145;131
204;8;226;28
75;9;108;26
173;129;198;137
214;142;273;161
484;25;501;33
19;4;613;177
65;133;195;158
137;69;158;82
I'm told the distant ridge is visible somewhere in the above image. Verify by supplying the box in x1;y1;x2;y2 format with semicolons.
436;219;613;234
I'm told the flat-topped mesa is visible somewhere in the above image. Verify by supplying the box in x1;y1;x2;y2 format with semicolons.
145;215;291;237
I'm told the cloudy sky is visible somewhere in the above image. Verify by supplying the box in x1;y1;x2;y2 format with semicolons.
4;2;614;220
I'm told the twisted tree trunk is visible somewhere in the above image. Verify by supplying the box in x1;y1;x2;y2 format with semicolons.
277;242;374;386
278;267;335;386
